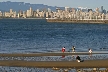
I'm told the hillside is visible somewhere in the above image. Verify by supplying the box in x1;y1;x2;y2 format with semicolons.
0;1;65;12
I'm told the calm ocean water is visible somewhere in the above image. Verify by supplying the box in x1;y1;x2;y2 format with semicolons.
0;19;108;53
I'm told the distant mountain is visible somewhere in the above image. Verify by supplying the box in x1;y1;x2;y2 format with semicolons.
0;9;5;12
0;1;65;12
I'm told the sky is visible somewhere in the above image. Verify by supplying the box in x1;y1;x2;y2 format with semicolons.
0;0;108;10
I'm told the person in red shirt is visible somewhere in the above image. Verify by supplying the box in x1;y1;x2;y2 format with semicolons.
62;47;65;53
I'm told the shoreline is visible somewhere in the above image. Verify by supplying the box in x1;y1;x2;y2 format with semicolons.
0;52;108;57
0;18;46;19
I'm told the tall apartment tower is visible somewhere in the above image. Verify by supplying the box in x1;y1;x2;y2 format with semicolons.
96;7;99;12
65;7;70;12
101;6;103;13
10;9;13;14
27;10;30;17
48;8;51;13
29;7;33;16
0;11;2;17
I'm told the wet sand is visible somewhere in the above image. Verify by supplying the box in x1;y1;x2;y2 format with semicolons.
0;53;108;68
0;60;108;68
0;52;108;57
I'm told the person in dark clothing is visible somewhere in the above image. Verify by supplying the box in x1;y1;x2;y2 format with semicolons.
76;55;81;60
76;55;84;62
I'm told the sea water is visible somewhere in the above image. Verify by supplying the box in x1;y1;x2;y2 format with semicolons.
0;19;108;53
0;19;108;72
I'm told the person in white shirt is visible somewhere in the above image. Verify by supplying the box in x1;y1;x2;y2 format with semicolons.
72;46;75;53
89;48;92;53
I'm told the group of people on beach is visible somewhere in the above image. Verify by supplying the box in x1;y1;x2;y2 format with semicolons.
62;46;76;53
62;46;92;53
61;46;93;62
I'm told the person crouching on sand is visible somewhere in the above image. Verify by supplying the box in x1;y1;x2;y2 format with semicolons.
76;55;81;62
76;55;84;62
62;47;65;53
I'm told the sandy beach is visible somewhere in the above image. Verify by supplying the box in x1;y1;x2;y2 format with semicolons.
0;52;108;68
0;59;108;68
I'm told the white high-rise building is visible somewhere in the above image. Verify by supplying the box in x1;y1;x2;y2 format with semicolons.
29;7;33;16
48;8;51;13
102;13;105;19
0;11;2;17
27;10;30;17
65;7;70;12
37;9;40;13
10;9;13;14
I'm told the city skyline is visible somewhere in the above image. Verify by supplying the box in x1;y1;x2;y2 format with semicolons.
0;0;108;10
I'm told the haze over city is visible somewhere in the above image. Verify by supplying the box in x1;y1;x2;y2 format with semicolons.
0;0;108;10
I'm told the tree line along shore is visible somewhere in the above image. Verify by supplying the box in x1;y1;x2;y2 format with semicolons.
47;19;108;24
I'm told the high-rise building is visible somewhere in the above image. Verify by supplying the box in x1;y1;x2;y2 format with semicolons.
65;7;70;12
103;9;106;14
95;7;99;12
36;9;39;13
48;8;51;13
56;8;60;12
19;10;23;17
27;10;30;17
29;7;33;16
101;6;103;13
10;9;13;14
0;11;2;17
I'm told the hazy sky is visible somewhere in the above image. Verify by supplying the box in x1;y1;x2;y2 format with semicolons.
0;0;108;10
